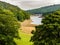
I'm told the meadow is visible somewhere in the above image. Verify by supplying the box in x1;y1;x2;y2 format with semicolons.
14;30;33;45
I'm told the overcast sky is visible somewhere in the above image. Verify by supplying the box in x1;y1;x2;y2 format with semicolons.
0;0;60;10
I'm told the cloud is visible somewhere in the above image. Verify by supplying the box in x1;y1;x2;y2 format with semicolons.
0;0;60;10
17;0;55;10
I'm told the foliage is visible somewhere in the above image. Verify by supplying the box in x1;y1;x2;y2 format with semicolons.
0;1;30;21
31;10;60;45
17;10;30;21
0;1;30;45
0;14;20;45
22;11;30;19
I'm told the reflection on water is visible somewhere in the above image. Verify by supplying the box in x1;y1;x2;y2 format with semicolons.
30;16;42;25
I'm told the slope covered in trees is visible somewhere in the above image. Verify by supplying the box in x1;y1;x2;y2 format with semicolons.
31;10;60;45
0;1;30;45
0;1;30;21
0;14;19;45
27;4;60;15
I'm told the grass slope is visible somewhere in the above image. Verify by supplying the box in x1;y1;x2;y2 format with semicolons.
14;30;33;45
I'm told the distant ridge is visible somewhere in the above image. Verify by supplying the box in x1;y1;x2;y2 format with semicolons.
27;4;60;14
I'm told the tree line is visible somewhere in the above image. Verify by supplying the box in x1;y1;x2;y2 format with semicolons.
31;10;60;45
0;1;30;45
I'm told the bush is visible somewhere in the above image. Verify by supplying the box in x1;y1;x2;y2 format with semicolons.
31;10;60;45
0;14;20;45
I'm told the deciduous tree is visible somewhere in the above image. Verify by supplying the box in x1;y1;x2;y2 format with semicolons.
0;14;20;45
31;10;60;45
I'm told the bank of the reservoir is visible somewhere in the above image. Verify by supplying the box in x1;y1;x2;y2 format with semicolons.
20;15;42;34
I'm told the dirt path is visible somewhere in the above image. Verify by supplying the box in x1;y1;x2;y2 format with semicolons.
20;20;36;34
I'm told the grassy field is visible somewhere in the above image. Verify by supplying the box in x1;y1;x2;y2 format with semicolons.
14;30;33;45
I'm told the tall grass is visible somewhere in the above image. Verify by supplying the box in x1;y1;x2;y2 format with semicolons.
14;30;33;45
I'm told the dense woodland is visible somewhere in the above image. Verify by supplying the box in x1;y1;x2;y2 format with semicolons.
0;1;30;45
0;1;30;21
31;10;60;45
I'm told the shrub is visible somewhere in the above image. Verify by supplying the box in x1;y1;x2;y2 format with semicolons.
31;10;60;45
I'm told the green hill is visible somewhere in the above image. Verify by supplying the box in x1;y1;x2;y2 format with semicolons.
27;4;60;15
0;1;31;45
0;1;30;21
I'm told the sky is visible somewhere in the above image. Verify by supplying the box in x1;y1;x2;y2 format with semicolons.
0;0;60;10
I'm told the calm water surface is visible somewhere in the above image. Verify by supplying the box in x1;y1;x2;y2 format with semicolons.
30;16;42;25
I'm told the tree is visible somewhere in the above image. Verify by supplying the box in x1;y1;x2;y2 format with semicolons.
31;10;60;45
0;1;30;21
0;14;20;45
22;10;30;19
0;1;30;45
17;11;30;22
17;11;25;21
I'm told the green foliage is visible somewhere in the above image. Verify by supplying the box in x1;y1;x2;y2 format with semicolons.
17;10;30;21
0;1;30;21
0;14;20;45
0;1;30;45
22;11;30;19
31;10;60;45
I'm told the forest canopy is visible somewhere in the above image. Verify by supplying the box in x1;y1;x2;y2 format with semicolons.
31;10;60;45
0;1;30;21
0;1;30;45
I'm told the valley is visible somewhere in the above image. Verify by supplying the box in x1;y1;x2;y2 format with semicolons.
0;0;60;45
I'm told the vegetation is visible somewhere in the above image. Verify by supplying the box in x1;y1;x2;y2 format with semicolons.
0;14;20;45
27;4;60;15
0;1;30;21
14;30;33;45
0;1;30;45
31;10;60;45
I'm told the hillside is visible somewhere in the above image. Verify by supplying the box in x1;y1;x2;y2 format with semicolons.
0;1;32;45
0;1;30;21
27;4;60;15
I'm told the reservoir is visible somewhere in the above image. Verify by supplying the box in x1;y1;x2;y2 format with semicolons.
30;16;42;25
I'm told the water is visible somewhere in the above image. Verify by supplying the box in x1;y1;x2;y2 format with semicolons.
30;16;42;25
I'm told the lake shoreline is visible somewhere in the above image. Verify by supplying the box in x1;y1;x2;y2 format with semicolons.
20;15;42;34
